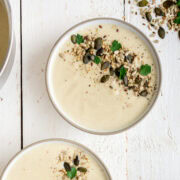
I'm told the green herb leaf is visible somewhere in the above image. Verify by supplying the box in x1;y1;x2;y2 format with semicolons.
93;56;101;64
76;34;84;44
174;12;180;24
119;66;127;80
67;167;77;179
177;0;180;7
140;64;151;76
110;40;122;52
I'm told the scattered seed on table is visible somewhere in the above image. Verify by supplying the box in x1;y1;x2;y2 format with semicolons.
154;8;165;16
145;12;152;22
83;53;92;64
73;156;79;166
158;27;165;39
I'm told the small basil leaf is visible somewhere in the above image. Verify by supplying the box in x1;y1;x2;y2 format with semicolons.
119;66;127;80
140;64;151;76
110;40;122;52
67;167;77;179
76;34;84;44
94;56;101;64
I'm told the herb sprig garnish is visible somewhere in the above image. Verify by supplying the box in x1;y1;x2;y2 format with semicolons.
71;34;84;44
94;56;101;64
67;167;77;179
174;12;180;24
76;34;84;44
63;156;87;179
140;64;151;76
111;40;122;52
119;66;127;79
177;0;180;8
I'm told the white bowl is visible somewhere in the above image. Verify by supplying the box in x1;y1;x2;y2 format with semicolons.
1;139;112;179
46;18;161;135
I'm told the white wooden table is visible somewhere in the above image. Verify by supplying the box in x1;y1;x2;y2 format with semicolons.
0;0;180;179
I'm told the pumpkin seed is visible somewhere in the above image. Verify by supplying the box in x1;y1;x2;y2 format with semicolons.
64;162;71;172
123;75;128;86
109;67;114;76
101;61;110;70
77;167;87;173
115;67;120;77
144;81;149;87
163;0;175;9
71;35;77;44
125;54;134;63
145;12;152;22
96;48;103;56
94;37;102;50
100;75;110;83
139;90;148;97
158;27;165;39
135;76;142;84
83;53;92;64
154;8;165;16
138;0;148;7
73;156;79;166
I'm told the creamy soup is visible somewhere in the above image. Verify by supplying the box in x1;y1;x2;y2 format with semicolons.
2;141;109;180
48;24;157;132
0;1;9;69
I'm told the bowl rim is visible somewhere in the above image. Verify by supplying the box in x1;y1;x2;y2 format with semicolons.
1;138;112;180
45;17;162;135
0;0;14;77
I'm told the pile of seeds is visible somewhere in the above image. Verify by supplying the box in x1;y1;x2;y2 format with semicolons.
52;151;89;179
137;0;180;39
67;29;155;98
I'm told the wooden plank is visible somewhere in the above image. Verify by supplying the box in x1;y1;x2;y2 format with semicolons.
22;0;125;179
0;0;21;174
125;1;180;179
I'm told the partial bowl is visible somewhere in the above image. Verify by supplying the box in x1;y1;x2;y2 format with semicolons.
1;139;112;180
0;0;15;89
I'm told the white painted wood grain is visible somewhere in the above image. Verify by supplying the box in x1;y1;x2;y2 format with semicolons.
0;0;21;174
22;0;125;179
21;0;180;179
125;0;180;180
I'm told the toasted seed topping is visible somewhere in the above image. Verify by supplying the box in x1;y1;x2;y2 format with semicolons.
154;7;165;16
73;155;79;166
77;167;87;173
64;162;71;172
140;90;148;97
94;37;102;50
101;61;110;70
100;75;110;83
163;0;175;9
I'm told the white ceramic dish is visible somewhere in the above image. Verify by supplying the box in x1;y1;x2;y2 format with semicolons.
0;0;16;89
46;18;161;135
1;139;112;180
